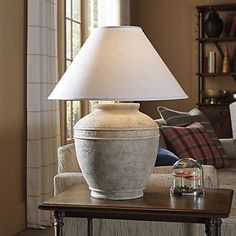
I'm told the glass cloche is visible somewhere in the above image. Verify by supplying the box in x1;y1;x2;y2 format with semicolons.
170;158;204;197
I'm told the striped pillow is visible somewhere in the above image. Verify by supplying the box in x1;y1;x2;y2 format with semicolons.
160;123;231;168
157;106;228;160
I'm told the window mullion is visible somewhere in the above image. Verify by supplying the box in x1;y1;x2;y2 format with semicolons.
70;21;73;60
63;0;92;143
65;17;81;24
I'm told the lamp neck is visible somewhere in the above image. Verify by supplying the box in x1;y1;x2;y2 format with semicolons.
95;103;140;111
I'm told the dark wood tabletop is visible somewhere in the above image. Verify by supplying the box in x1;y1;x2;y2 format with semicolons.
39;185;233;223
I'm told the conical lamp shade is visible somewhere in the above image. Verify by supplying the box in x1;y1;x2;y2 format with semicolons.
49;26;187;101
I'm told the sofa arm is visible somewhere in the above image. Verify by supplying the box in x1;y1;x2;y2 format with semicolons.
54;172;87;195
145;172;217;192
58;143;81;173
220;138;236;160
152;165;219;188
145;174;173;191
153;166;173;174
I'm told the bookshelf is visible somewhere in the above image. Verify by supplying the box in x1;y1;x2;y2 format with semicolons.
196;4;236;137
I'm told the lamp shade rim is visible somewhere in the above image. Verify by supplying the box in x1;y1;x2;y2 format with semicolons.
48;95;188;101
97;26;141;30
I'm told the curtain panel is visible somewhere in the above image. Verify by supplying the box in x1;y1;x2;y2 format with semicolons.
27;0;60;228
26;0;130;229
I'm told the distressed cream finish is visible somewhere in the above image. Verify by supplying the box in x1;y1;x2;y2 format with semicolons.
74;103;159;200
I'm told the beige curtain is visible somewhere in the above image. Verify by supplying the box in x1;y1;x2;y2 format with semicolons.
27;0;60;228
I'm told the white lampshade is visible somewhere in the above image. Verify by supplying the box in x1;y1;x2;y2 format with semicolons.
49;26;187;101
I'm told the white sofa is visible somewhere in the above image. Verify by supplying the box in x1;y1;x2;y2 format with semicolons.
54;138;236;236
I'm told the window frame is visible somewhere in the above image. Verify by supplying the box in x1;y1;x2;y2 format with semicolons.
58;0;105;145
58;0;88;145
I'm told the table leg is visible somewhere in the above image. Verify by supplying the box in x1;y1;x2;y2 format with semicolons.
205;218;222;236
87;217;93;236
54;211;65;236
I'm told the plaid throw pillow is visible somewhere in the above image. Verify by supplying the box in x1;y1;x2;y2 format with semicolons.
157;106;228;160
160;122;231;168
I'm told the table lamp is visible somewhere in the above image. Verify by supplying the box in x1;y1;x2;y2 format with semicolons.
49;26;187;200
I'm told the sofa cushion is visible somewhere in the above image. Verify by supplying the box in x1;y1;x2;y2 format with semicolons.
160;122;231;168
154;148;179;166
218;159;236;185
157;106;228;160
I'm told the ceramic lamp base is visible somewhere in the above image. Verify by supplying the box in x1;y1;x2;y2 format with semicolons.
90;188;143;200
74;103;159;200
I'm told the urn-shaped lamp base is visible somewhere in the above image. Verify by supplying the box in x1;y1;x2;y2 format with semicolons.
74;103;159;200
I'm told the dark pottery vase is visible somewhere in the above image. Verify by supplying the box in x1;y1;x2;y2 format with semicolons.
204;11;223;38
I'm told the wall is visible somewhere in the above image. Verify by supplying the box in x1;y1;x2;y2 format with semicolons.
0;1;234;234
131;0;236;119
0;0;26;235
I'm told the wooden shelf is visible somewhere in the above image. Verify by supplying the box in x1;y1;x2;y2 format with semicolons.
197;37;236;43
198;103;230;106
196;4;236;13
197;72;236;77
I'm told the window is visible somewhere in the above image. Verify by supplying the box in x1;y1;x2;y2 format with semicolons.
59;0;129;143
62;0;98;143
65;0;83;142
88;0;98;29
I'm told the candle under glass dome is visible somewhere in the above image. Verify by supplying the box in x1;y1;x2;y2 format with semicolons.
171;158;204;197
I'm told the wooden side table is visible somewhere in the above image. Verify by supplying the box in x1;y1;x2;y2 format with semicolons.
39;185;233;236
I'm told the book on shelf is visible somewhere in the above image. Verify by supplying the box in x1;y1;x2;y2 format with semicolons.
229;16;236;37
204;56;208;73
208;51;216;73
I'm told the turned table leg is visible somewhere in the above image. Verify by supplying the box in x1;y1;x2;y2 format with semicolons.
54;211;65;236
87;217;93;236
205;218;222;236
